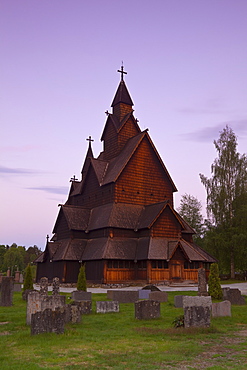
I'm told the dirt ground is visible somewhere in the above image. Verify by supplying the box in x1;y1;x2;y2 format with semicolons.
177;328;247;369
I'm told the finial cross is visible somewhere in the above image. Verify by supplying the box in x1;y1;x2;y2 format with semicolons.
70;175;78;182
117;63;127;81
86;135;94;143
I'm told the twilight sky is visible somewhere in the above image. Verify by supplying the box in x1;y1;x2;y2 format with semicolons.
1;0;247;250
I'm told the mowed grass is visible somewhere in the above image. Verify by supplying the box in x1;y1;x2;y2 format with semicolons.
0;291;247;369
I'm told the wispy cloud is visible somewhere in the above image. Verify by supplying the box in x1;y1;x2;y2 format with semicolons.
181;119;247;142
178;98;227;116
0;165;40;175
28;186;68;195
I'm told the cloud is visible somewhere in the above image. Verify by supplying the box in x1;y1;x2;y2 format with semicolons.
0;165;40;175
0;145;37;153
28;186;68;195
181;119;247;143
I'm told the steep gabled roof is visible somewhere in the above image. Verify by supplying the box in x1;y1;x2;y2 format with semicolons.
111;80;134;107
100;111;140;141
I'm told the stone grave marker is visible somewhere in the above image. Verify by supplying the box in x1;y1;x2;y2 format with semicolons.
222;288;246;305
174;295;186;308
31;307;65;335
135;300;160;320
108;290;139;303
149;291;168;302
198;268;208;296
138;289;151;299
96;301;119;313
0;277;14;306
211;300;231;317
72;300;92;314
40;277;48;296
183;296;212;328
71;291;92;301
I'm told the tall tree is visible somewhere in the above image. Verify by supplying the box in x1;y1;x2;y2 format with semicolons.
200;125;247;278
177;194;204;244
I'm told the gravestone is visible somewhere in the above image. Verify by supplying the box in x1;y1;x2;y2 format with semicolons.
96;301;119;313
149;291;168;302
108;290;139;303
64;304;82;323
198;268;208;296
14;271;20;283
0;277;14;306
26;277;66;325
40;277;48;296
71;291;92;301
72;300;92;314
27;291;42;325
52;277;60;296
211;300;231;317
13;283;22;292
142;285;161;291
183;296;212;328
174;295;186;308
138;289;151;299
31;308;65;335
222;288;246;305
135;300;160;320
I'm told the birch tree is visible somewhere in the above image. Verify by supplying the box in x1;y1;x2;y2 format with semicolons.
200;126;247;278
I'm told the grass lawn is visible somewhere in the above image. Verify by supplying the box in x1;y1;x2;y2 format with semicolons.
0;291;247;369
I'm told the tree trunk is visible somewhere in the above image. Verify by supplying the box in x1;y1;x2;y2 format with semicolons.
230;248;235;279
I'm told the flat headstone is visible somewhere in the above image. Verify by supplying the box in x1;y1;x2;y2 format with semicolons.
109;290;139;303
198;268;208;296
96;301;119;313
31;308;65;335
0;277;14;306
149;291;168;302
13;283;22;292
211;300;231;317
183;296;212;328
135;300;160;320
174;295;186;308
222;288;246;305
71;291;92;301
138;289;151;299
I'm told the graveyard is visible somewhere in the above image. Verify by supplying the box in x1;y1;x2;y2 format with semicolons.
0;281;247;369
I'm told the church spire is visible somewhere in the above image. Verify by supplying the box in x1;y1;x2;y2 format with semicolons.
111;64;133;117
81;136;94;179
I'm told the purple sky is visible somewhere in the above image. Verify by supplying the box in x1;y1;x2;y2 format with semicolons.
1;0;247;250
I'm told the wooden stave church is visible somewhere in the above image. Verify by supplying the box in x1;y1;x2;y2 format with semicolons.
35;69;216;284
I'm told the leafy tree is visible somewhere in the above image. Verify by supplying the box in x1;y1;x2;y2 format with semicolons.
23;263;34;291
177;193;204;244
3;244;26;275
0;245;6;271
25;245;42;265
208;263;223;300
200;126;247;278
77;264;87;291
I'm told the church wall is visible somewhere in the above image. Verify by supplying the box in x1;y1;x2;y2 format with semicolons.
113;102;132;119
56;214;71;240
115;138;174;206
71;168;114;208
85;260;104;283
102;121;118;160
117;118;140;152
152;207;181;238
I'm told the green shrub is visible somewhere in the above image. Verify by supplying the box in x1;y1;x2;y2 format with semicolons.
172;315;184;328
77;264;87;291
208;263;223;300
23;263;33;291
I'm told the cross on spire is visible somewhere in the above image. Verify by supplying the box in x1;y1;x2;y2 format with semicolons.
86;135;94;144
70;175;78;182
117;63;127;81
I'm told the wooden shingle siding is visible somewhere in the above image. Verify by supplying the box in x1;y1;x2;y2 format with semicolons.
56;214;70;240
152;207;181;238
113;102;132;119
116;138;173;205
